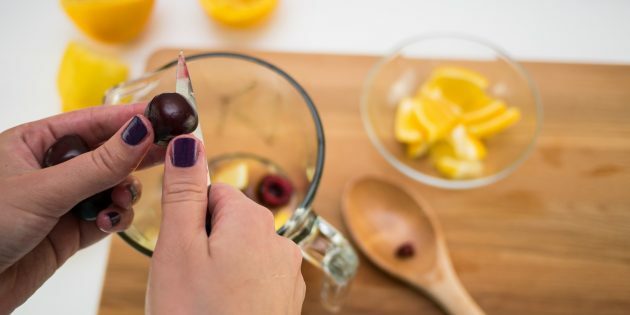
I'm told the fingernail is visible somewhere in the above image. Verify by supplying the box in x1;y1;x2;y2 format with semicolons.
172;137;197;167
121;116;148;146
107;212;121;227
127;183;139;204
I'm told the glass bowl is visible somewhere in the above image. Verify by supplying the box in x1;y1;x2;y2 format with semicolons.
361;33;542;189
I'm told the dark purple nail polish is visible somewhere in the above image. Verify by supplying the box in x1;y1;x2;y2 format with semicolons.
172;137;197;167
121;116;148;146
106;212;121;227
127;183;139;203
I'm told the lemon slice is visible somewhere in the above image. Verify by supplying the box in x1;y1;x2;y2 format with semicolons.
447;125;487;161
212;162;249;190
413;95;461;143
431;66;489;89
61;0;154;43
430;142;483;179
57;42;129;112
273;209;291;231
435;156;483;179
395;97;424;143
462;99;507;125
406;141;429;159
199;0;278;27
420;66;489;111
468;107;521;138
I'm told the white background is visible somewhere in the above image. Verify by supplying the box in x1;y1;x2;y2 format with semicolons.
0;0;629;314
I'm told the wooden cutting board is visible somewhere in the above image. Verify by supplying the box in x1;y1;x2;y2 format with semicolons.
99;49;630;315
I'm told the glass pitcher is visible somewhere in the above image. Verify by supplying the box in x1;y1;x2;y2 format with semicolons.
104;52;358;311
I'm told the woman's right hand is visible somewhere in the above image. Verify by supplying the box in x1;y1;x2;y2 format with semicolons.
147;135;306;315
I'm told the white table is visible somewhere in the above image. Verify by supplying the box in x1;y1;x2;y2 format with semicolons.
1;0;629;314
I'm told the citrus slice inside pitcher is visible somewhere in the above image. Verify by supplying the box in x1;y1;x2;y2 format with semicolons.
212;162;249;190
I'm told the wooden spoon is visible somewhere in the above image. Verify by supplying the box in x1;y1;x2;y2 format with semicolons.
341;176;484;315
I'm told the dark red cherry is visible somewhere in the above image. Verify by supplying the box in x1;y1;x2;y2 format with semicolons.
257;174;294;208
43;134;90;167
71;188;114;221
145;93;199;146
395;242;415;259
42;134;112;221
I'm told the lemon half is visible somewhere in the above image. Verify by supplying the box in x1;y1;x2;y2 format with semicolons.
200;0;278;27
61;0;154;43
57;42;128;112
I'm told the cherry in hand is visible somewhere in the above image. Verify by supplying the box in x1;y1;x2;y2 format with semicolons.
42;134;113;221
145;93;199;146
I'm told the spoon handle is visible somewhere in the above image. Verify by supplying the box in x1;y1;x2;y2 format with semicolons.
424;267;485;315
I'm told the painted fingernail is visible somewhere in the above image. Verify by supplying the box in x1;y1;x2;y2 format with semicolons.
121;116;148;146
127;183;139;204
172;137;197;167
107;212;121;227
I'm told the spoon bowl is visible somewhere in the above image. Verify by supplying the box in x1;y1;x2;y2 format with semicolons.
342;176;484;315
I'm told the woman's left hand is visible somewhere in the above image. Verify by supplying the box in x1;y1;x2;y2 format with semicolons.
0;103;162;313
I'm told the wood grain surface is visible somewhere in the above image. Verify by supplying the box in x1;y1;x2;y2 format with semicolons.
99;50;630;315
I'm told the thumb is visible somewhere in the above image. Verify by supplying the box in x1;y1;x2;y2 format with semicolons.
156;136;208;250
28;115;154;216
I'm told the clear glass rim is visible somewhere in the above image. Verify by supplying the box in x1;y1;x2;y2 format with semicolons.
360;32;543;189
115;52;326;255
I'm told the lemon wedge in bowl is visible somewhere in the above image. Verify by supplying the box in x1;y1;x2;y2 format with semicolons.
467;107;521;139
413;95;461;143
394;97;424;143
406;141;429;159
430;141;483;179
419;66;489;110
447;125;487;161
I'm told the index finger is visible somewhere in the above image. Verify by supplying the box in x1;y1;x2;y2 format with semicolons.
49;103;147;144
18;102;147;162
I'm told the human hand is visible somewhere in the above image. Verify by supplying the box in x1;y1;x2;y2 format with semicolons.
147;135;306;315
0;103;163;313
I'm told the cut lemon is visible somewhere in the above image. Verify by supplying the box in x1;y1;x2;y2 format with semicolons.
447;125;487;161
434;156;483;179
406;141;429;159
394;97;424;143
273;209;291;231
462;99;507;125
429;141;455;162
420;66;489;111
212;162;249;190
61;0;154;43
468;107;521;138
57;42;129;112
413;95;461;143
431;66;489;89
200;0;278;27
429;141;483;179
